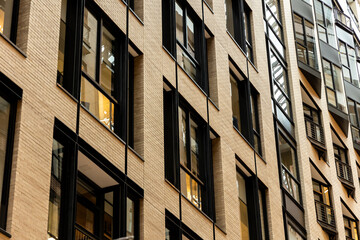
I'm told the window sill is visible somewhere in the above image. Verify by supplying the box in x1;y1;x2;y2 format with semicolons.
0;228;11;238
162;46;176;62
80;105;126;146
165;179;180;194
180;193;215;223
56;83;78;103
120;0;144;25
0;33;26;58
128;146;144;162
177;63;208;97
203;1;214;14
226;31;247;60
208;97;219;111
233;126;264;161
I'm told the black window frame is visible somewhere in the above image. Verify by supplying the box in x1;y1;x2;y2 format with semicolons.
293;13;318;70
263;0;284;43
347;98;360;145
0;0;20;43
226;0;254;62
314;0;337;48
338;40;359;88
165;210;203;240
48;122;143;240
162;0;209;93
343;216;360;240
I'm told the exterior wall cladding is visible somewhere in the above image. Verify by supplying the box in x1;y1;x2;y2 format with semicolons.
2;0;360;239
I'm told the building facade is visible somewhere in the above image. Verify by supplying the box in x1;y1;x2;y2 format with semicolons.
0;0;360;239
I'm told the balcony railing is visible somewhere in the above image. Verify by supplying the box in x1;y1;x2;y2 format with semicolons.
305;119;325;146
75;225;99;240
315;200;336;228
334;9;352;28
335;160;353;184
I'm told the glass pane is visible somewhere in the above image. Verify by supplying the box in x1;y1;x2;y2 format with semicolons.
126;198;135;237
175;1;184;45
76;202;95;234
230;75;241;131
342;67;351;83
270;52;288;94
282;169;300;202
323;60;333;88
288;224;305;240
312;181;320;192
191;178;201;208
186;16;195;58
80;77;115;130
322;186;330;205
314;0;324;26
348;99;357;126
326;89;336;107
225;0;235;37
339;41;348;66
177;45;197;80
333;65;347;112
244;10;251;43
279;134;297;178
318;25;327;43
48;139;64;239
240;200;250;240
57;0;67;84
305;21;317;69
265;0;280;20
324;5;336;48
100;28;115;96
190;118;199;177
236;172;247;203
294;15;305;46
266;10;282;41
296;43;307;65
353;222;359;240
82;8;98;80
273;84;291;115
104;192;113;240
0;0;14;38
251;93;259;131
352;127;360;144
348;47;359;86
180;168;190;199
179;107;187;166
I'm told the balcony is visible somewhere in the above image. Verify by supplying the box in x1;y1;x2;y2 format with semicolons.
315;200;337;234
305;119;325;148
335;160;354;193
334;9;352;30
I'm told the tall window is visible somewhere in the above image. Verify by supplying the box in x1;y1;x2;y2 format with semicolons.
225;0;253;61
323;59;347;113
48;128;141;240
294;14;318;69
313;180;335;228
264;0;283;41
278;133;300;203
0;0;18;41
334;144;353;184
230;71;262;154
348;98;360;145
57;0;67;85
236;172;250;240
344;217;359;240
314;0;337;48
163;87;215;219
162;0;209;92
339;41;359;88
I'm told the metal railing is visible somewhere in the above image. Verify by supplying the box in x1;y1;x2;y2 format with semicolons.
305;119;325;146
75;226;99;240
334;9;352;28
315;200;336;227
335;160;353;184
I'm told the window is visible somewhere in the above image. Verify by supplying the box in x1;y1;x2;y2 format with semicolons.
236;168;269;240
323;59;347;113
333;144;353;185
165;210;202;240
230;71;262;154
0;84;19;230
57;1;135;143
0;0;18;41
163;86;215;219
344;217;359;240
314;0;337;48
47;126;142;240
162;0;209;92
278;133;301;203
270;51;292;118
303;104;325;144
294;14;318;69
348;98;360;145
313;180;336;228
225;0;253;61
287;224;305;240
339;41;359;88
264;0;283;41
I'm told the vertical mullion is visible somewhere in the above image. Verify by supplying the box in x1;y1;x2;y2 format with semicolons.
186;111;191;170
184;7;188;49
97;18;103;84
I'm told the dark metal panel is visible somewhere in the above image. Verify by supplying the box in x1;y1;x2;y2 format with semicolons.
345;81;360;103
298;61;322;97
291;0;314;23
320;41;341;67
336;26;355;48
284;194;305;227
328;104;349;136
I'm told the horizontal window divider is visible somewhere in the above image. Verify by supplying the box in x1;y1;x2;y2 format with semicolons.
282;188;304;209
162;46;177;61
129;7;144;25
268;24;284;44
273;81;291;99
176;41;200;66
180;165;204;186
314;199;332;208
180;192;215;224
165;179;181;193
79;104;126;145
81;72;118;104
233;125;257;152
0;32;27;58
177;63;208;97
226;31;248;58
269;44;287;66
273;99;293;122
266;6;283;26
282;165;300;184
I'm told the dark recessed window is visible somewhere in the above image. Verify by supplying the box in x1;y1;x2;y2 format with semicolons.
162;0;209;92
293;14;318;69
323;59;347;113
339;41;359;88
163;85;215;219
48;128;141;240
225;0;253;61
230;70;262;154
344;216;359;240
0;0;19;42
278;133;301;203
314;0;337;48
348;98;360;145
333;144;353;184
